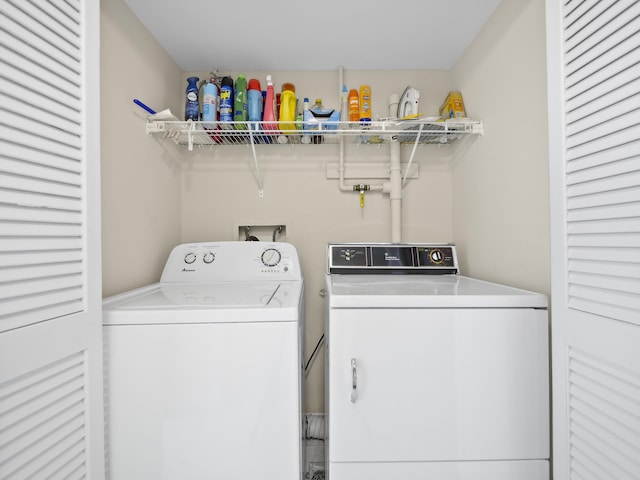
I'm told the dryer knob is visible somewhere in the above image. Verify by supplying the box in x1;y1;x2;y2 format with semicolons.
203;252;215;264
184;252;197;264
429;249;444;265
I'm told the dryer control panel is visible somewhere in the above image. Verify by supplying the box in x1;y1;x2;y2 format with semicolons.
328;243;458;275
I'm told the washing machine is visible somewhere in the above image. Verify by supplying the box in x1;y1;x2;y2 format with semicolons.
103;241;304;480
324;243;549;480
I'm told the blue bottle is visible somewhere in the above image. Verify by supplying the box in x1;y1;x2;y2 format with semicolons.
247;78;262;125
219;76;234;127
184;76;200;121
246;79;263;143
201;81;218;128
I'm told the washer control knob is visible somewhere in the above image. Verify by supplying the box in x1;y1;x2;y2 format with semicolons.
184;252;197;264
203;252;215;264
261;248;282;267
430;249;444;265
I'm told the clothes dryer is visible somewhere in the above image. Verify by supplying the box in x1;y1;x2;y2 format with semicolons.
325;243;549;480
103;241;304;480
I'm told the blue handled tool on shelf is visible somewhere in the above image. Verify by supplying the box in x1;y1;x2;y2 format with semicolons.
133;98;156;115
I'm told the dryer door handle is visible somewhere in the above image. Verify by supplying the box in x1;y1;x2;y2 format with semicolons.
350;358;358;403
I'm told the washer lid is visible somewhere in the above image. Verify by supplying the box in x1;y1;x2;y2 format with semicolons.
326;274;547;309
103;281;303;324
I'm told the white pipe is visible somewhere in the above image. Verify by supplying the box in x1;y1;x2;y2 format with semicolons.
338;138;383;193
338;137;350;192
337;63;384;199
389;137;402;242
389;94;399;119
337;65;351;193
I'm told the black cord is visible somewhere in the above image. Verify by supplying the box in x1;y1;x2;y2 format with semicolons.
304;334;325;372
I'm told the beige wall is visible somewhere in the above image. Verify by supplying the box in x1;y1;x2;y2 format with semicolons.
451;0;550;297
100;0;551;413
101;0;183;297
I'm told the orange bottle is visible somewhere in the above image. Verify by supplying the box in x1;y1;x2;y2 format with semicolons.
348;89;359;122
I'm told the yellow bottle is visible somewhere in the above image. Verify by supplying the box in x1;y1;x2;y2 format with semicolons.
279;85;297;133
359;85;371;123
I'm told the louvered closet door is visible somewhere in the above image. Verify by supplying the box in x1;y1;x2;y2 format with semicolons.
546;1;640;479
0;1;104;479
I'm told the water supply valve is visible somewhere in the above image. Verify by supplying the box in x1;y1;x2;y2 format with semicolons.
354;184;370;208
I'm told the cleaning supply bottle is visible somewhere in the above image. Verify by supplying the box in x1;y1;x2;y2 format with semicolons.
311;99;325;144
219;76;234;127
233;74;248;128
276;93;282;120
262;75;277;131
340;84;348;125
247;78;262;125
184;76;200;121
311;98;324;112
201;80;218;128
301;97;311;144
279;83;297;132
359;85;371;124
348;89;359;123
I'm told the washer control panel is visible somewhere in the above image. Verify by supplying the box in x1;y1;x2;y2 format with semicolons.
328;243;458;274
161;241;302;282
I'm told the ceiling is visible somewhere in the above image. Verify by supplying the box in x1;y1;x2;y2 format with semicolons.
123;0;503;72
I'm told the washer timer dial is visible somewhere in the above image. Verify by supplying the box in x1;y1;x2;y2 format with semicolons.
261;248;282;267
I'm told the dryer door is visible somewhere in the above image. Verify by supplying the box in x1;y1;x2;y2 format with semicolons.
327;308;549;463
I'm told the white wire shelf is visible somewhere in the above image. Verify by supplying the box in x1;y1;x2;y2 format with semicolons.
145;118;484;150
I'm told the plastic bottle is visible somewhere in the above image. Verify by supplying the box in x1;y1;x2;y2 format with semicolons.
233;75;248;128
310;99;325;144
279;83;297;132
247;78;262;124
340;84;348;124
184;76;200;121
301;98;312;144
219;76;234;127
311;98;324;112
359;85;371;124
262;75;278;131
348;89;359;122
201;80;218;128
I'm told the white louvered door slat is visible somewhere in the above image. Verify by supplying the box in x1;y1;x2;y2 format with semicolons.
1;2;82;80
565;77;640;129
0;0;84;335
0;0;104;478
0;133;82;172
0;62;82;123
564;2;640;71
563;0;640;325
546;0;640;479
